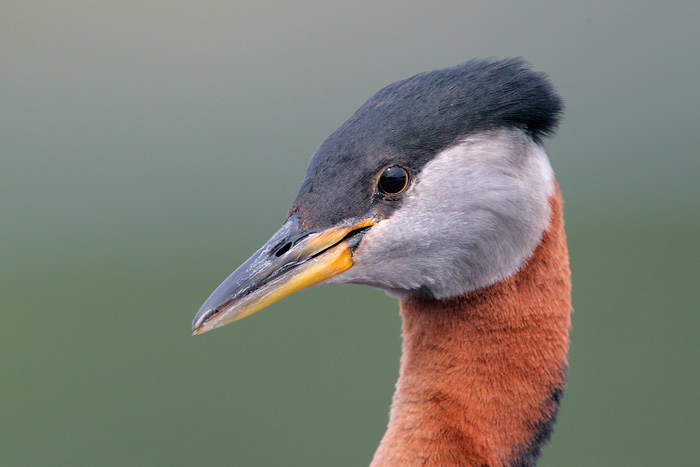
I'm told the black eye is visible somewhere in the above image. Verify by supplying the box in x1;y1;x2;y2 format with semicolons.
378;166;409;195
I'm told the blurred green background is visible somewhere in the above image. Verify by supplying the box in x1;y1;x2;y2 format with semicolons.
2;1;699;465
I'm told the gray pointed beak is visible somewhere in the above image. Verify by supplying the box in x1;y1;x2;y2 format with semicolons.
192;215;377;334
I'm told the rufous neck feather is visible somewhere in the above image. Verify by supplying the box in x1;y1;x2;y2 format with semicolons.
371;188;571;467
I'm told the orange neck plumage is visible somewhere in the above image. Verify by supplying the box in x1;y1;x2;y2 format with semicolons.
371;188;571;467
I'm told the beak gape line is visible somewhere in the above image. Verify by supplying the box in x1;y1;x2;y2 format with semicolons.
192;217;377;334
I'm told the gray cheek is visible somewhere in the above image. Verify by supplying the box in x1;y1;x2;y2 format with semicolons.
323;128;554;299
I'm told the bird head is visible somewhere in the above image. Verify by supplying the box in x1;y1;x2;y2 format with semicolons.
192;58;562;334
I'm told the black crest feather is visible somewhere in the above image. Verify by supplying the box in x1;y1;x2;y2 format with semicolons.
358;57;563;150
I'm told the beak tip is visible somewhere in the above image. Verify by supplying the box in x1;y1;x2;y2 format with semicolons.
192;308;213;334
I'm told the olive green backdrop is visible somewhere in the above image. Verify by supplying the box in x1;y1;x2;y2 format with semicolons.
2;1;699;466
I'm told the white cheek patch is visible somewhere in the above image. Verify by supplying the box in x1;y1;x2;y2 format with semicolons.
531;142;555;199
324;128;555;299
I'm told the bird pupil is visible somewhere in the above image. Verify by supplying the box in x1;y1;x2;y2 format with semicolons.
379;166;408;195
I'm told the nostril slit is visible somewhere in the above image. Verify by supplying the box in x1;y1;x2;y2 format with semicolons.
275;242;292;257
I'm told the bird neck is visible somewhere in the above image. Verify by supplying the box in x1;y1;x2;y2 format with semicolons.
371;188;571;467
